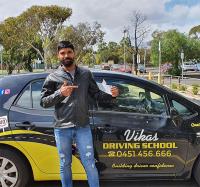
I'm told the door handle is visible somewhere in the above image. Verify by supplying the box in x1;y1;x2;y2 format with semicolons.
44;129;54;134
15;122;35;130
103;124;116;134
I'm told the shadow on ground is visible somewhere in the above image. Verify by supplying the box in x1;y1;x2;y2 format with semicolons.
30;179;198;187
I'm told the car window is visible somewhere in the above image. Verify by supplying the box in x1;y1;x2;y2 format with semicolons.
96;79;167;115
172;100;194;117
32;80;45;109
16;85;31;108
16;79;53;110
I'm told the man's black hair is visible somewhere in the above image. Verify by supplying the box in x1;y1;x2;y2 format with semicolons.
57;41;74;52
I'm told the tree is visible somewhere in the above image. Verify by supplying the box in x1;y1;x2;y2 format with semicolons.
81;51;94;66
0;17;43;73
150;30;197;76
129;11;150;74
189;25;200;39
151;29;200;66
186;38;200;61
97;42;108;63
0;17;24;74
119;35;134;65
97;42;121;64
0;5;72;72
57;22;105;64
96;38;135;65
18;5;72;69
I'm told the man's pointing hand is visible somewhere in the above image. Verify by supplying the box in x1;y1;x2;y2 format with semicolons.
60;81;78;97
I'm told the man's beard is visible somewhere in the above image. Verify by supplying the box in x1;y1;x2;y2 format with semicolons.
61;58;74;67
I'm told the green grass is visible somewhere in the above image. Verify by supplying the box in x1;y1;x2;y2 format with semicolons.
171;83;178;90
179;85;187;91
192;84;200;88
192;85;199;95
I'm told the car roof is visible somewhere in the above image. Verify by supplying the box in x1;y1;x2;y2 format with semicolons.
5;69;200;98
184;62;196;64
1;69;172;94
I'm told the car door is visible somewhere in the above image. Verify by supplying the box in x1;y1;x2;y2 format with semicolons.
8;79;60;173
8;78;91;175
91;76;189;179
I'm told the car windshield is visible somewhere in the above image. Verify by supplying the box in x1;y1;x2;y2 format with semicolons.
138;64;144;68
112;64;120;68
184;62;196;65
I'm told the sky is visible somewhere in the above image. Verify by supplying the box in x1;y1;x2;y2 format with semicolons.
0;0;200;44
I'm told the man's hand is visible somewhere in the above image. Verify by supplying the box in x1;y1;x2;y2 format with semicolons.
60;81;78;97
111;86;119;97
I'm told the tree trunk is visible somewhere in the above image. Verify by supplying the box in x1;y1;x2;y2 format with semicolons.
26;42;45;69
134;47;138;75
44;48;49;70
17;67;20;73
133;54;138;75
27;55;33;72
7;65;13;74
134;26;138;75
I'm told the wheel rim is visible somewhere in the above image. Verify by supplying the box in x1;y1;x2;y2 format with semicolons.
0;157;18;187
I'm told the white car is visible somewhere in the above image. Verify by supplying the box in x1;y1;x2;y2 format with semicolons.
182;62;198;71
196;63;200;71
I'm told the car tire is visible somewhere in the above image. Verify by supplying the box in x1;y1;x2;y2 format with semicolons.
0;148;31;187
194;156;200;186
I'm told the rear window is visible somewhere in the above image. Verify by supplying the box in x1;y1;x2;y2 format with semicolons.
16;85;31;108
15;79;53;110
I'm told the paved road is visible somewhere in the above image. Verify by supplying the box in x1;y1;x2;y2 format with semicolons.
31;179;198;187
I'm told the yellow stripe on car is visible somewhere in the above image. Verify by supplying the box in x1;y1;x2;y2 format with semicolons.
0;137;87;181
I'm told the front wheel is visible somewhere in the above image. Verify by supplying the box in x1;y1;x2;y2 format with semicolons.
0;148;31;187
